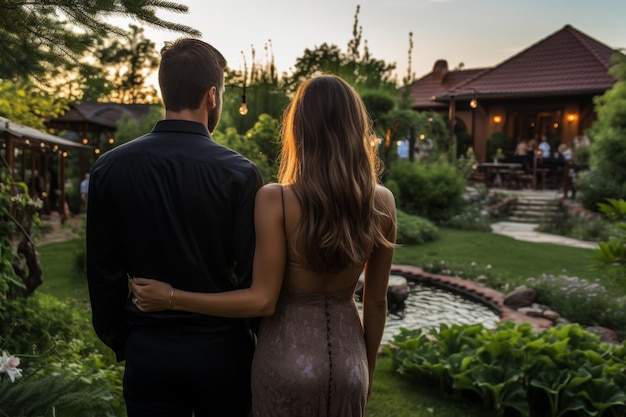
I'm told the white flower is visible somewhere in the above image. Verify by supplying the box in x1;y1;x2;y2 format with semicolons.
27;197;43;209
0;351;23;382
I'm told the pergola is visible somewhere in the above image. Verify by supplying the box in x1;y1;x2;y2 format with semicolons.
1;115;92;219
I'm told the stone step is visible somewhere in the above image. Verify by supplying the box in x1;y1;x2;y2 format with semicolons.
508;216;541;223
508;197;562;223
511;207;560;215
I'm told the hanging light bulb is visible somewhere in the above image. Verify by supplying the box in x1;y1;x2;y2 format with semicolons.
239;89;248;116
470;98;478;109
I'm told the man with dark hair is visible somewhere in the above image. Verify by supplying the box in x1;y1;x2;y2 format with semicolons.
86;38;263;417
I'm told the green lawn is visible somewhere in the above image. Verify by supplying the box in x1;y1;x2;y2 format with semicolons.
394;227;601;281
365;355;486;417
37;238;88;302
38;228;601;301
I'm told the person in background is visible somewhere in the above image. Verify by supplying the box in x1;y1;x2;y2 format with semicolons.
514;138;529;157
558;143;573;161
130;74;397;417
538;134;551;158
86;38;263;417
80;172;90;211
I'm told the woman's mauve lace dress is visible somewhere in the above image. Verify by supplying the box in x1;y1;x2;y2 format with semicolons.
251;283;368;417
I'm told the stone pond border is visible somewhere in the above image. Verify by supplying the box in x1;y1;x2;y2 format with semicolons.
390;264;553;330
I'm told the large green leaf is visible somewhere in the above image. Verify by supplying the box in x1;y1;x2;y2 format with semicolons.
578;378;626;415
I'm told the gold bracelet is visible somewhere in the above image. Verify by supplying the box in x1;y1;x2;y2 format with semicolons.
169;288;175;310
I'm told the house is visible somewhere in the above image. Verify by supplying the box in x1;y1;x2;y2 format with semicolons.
409;24;622;161
45;102;153;150
0;115;92;218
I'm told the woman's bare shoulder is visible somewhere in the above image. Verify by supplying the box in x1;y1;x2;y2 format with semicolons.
254;183;284;213
256;183;282;199
374;184;396;210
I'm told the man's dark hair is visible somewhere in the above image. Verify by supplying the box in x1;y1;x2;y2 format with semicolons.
158;38;227;112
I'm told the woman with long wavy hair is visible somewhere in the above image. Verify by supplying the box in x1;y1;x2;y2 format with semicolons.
131;74;397;417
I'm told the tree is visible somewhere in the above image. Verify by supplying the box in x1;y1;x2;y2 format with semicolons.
213;126;274;183
0;0;200;80
286;5;397;93
576;52;626;210
0;80;68;129
114;105;164;145
91;25;160;104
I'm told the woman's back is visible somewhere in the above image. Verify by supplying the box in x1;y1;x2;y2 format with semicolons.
281;185;367;294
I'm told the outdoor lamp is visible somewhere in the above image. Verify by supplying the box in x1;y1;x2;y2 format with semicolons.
470;98;478;109
566;113;576;123
493;115;502;124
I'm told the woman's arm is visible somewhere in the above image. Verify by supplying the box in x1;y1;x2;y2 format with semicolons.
130;184;286;317
362;186;397;400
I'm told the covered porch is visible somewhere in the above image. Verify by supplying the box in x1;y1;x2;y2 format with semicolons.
1;116;93;221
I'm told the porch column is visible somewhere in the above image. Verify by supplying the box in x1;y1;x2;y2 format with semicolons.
60;151;67;223
4;131;14;173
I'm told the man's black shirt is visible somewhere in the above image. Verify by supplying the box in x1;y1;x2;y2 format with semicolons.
86;120;263;360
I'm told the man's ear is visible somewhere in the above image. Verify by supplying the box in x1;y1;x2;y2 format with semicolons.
206;86;217;109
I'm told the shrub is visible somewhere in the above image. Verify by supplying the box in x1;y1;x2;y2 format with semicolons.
383;179;401;204
575;53;626;210
441;205;492;232
395;210;439;245
537;202;610;242
386;158;466;223
575;169;626;211
591;198;626;281
486;131;512;160
527;274;626;334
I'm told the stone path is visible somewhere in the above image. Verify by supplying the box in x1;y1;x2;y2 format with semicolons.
38;215;84;245
490;221;598;249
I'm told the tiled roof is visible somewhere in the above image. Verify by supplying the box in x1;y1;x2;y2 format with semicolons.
409;68;487;108
411;24;621;107
49;103;153;128
0;115;92;149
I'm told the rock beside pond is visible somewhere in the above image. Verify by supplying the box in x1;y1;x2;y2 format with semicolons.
503;289;622;345
355;274;409;307
504;286;537;309
388;275;409;306
584;326;621;344
518;306;543;317
542;310;560;321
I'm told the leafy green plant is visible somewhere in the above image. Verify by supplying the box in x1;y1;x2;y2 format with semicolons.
0;375;120;417
0;165;43;298
388;322;626;417
486;131;512;160
591;199;626;280
0;293;124;416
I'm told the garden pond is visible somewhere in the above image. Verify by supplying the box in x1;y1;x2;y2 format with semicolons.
356;281;501;343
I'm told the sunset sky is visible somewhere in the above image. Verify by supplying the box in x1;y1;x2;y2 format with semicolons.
113;0;626;81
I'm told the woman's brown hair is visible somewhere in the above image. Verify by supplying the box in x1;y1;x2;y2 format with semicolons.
278;75;395;273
